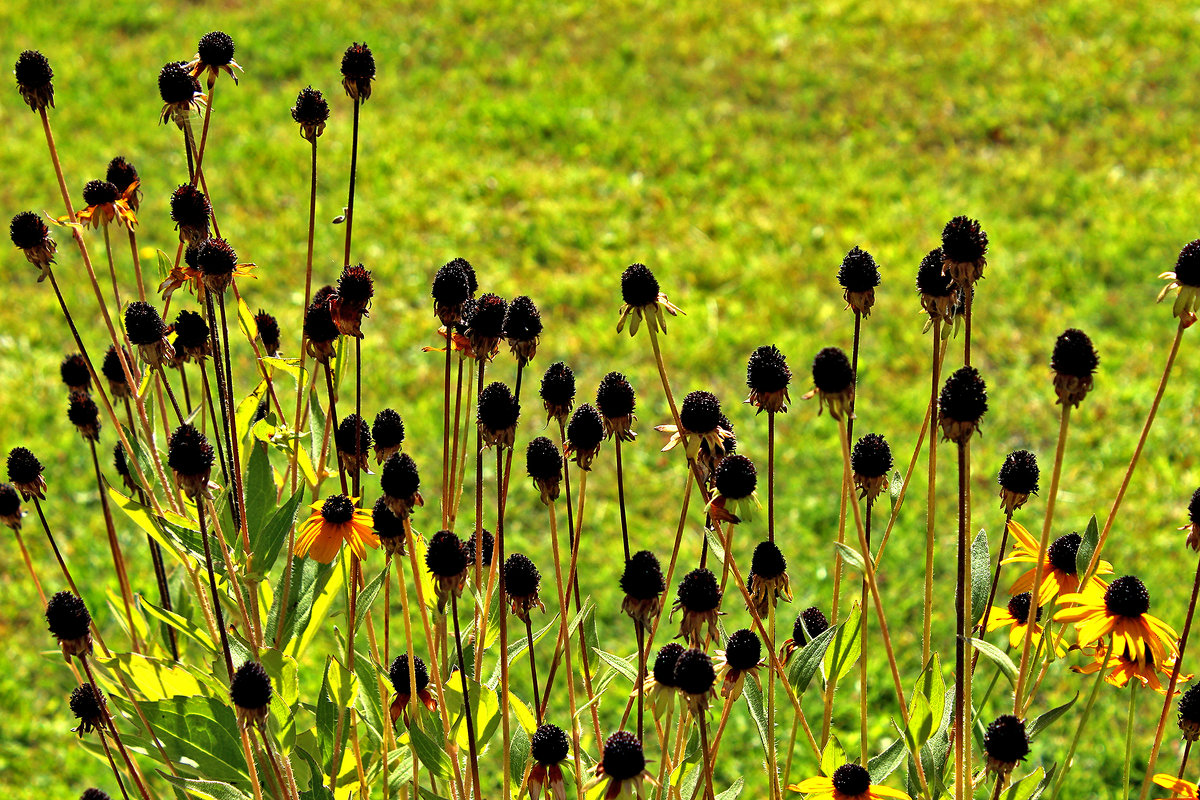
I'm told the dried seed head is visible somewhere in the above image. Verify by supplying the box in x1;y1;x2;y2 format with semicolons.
725;628;762;671
253;310;280;355
1104;575;1150;618
477;382;520;437
337;264;373;307
113;442;131;479
982;714;1030;770
432;259;472;323
291;86;330;140
714;454;756;500
531;723;570;766
938;366;988;442
838;246;881;292
1176;240;1200;288
388;653;429;696
541;361;576;422
229;661;273;711
621;550;666;600
14;50;53;110
998;450;1039;496
1190;488;1200;528
746;344;791;401
172;309;209;358
795;606;829;645
303;293;339;351
566;403;605;468
425;530;469;578
601;731;645;781
916;248;955;296
46;590;91;642
125;301;167;345
596;371;636;420
750;540;786;581
197;31;236;68
679;391;721;434
1179;683;1200;740
60;353;91;394
502;295;542;344
503;552;540;597
621;263;659;307
372;496;404;547
194;237;238;278
653;643;685;686
468;293;507;353
526;436;563;484
10;210;51;250
102;346;130;394
82;179;119;207
1051;328;1099;407
340;42;376;101
811;347;853;395
851;433;892;479
168;424;214;496
673;648;715;696
7;446;43;489
70;683;107;733
466;530;495;568
81;789;111;800
677;568;721;613
158;61;200;105
941;215;988;285
380;452;421;502
68;395;101;440
106;157;140;207
0;482;21;525
170;184;211;237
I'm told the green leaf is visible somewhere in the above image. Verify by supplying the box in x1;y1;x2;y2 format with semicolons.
155;249;173;280
259;648;300;751
787;623;839;694
1001;768;1045;800
510;718;531;788
824;604;862;683
159;773;251;800
966;637;1017;685
247;488;304;582
912;654;946;730
742;672;772;758
1027;693;1078;740
715;777;745;800
594;648;639;685
353;561;389;631
868;736;907;784
833;541;867;574
125;695;248;782
903;691;934;754
235;380;268;448
971;527;990;626
93;652;218;701
141;598;217;655
1077;515;1100;579
820;734;846;777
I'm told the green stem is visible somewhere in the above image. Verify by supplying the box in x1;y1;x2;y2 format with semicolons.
1123;681;1138;800
1049;634;1114;800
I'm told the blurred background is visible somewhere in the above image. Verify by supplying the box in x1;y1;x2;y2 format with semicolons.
2;1;1199;797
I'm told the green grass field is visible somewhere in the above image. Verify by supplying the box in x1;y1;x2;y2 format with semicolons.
3;1;1200;797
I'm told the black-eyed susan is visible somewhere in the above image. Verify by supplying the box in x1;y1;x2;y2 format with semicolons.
14;50;54;112
1158;239;1200;322
1072;639;1191;695
640;643;683;718
191;237;255;295
804;347;854;420
986;592;1061;654
1003;521;1112;598
1152;774;1200;799
45;590;92;660
0;483;23;530
8;446;46;501
528;723;570;800
672;568;723;647
1056;576;1179;674
746;344;792;414
158;60;204;126
426;530;470;613
657;390;732;466
70;179;137;231
782;606;830;662
715;628;763;701
296;494;377;563
1181;682;1200;741
789;762;910;799
1051;328;1099;407
616;262;683;337
596;371;637;442
621;550;666;627
229;661;272;730
709;454;760;525
587;731;657;799
502;294;542;366
504;553;545;622
106;156;141;212
541;361;576;425
997;449;1039;516
189;31;242;85
982;714;1029;782
69;683;108;737
940;215;988;289
372;408;405;465
526;435;563;505
291;86;329;143
388;653;437;726
565;403;605;471
10;210;56;282
674;647;716;715
838;246;881;317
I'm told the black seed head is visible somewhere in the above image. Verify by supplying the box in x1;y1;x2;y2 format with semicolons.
504;553;540;597
478;382;520;433
939;366;988;423
531;723;570;766
229;661;272;710
983;715;1030;764
851;433;893;479
168;424;214;477
68;395;100;433
916;248;955;296
8;447;43;486
747;345;791;394
81;789;111;800
159;61;200;105
942;216;988;263
173;310;209;351
653;643;685;686
337;264;373;305
106;157;138;194
60;353;90;391
192;238;237;277
674;648;715;695
1176;240;1200;288
750;540;786;580
14;50;52;90
679;391;721;434
811;347;853;394
1006;593;1036;626
291;85;330;131
1047;533;1082;575
526;436;563;482
1051;329;1099;378
82;179;119;207
197;31;235;67
170;184;211;231
336;414;371;457
466;530;495;568
470;293;507;339
1179;683;1200;730
725;628;762;671
601;731;645;781
304;294;339;344
372;496;403;539
10;211;50;250
113;443;130;478
503;295;542;342
567;404;604;452
372;409;405;450
621;263;659;307
541;362;576;410
1105;576;1150;618
432;260;471;307
677;568;721;613
426;530;469;577
381;452;420;499
999;450;1039;496
831;763;871;796
341;42;376;81
838;246;881;292
718;413;737;454
0;483;20;517
389;653;429;696
46;590;91;641
254;310;280;353
320;495;354;526
596;372;636;420
449;257;478;295
125;301;166;345
1190;488;1200;527
102;346;129;386
70;683;105;727
621;550;665;600
795;606;829;645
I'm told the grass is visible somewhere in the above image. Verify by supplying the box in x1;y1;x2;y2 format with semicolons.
2;1;1200;797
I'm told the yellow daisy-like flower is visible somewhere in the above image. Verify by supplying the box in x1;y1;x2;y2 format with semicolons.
62;180;139;231
1072;642;1191;695
296;495;378;563
1055;575;1179;672
1002;520;1111;599
1153;774;1200;799
986;592;1064;654
789;763;910;799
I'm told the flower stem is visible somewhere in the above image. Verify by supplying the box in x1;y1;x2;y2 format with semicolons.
954;440;969;800
547;496;586;800
526;615;543;722
1123;681;1139;800
198;499;234;678
1179;740;1193;779
1048;633;1114;800
89;439;140;653
973;512;1014;673
496;448;513;800
342;96;361;268
923;319;943;663
768;410;776;544
697;713;716;800
291;137;319;495
450;591;483;800
442;341;453;527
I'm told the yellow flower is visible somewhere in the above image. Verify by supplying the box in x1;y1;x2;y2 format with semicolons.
1055;576;1179;672
986;592;1063;654
789;763;910;799
1072;642;1191;695
1153;774;1200;799
1002;520;1111;599
296;495;378;563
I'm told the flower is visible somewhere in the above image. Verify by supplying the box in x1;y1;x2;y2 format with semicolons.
106;157;141;211
938;366;987;443
372;497;405;557
588;731;657;799
170;183;212;244
255;310;281;356
998;450;1039;515
380;452;424;519
191;237;255;295
838;246;881;317
296;495;378;563
526;436;563;504
341;42;376;101
67;395;101;441
189;31;242;86
504;553;545;622
850;433;892;505
173;310;212;363
708;454;760;524
8;446;46;501
10;210;56;282
565;403;605;470
747;540;791;615
467;529;495;569
1056;575;1179;673
477;381;520;449
782;606;829;661
125;301;174;368
14;50;53;111
229;661;272;729
331;264;373;337
291;86;329;142
620;550;666;627
1182;487;1200;552
672;568;723;647
982;714;1029;781
426;530;470;613
986;592;1060;653
616;262;683;336
789;762;910;799
1179;682;1200;741
336;414;372;476
528;723;570;800
715;628;763;700
372;408;406;465
640;643;684;717
1051;328;1099;407
657;390;732;466
388;653;437;725
69;683;108;737
805;347;854;420
596;371;637;442
1073;641;1190;695
1158;239;1200;323
1003;521;1111;598
916;247;957;327
158;61;204;126
431;258;473;325
1152;775;1200;800
541;361;576;425
940;215;988;289
0;483;23;529
168;424;214;499
503;295;542;366
746;344;791;414
72;178;137;230
674;647;716;715
46;590;92;659
303;289;340;363
466;293;507;359
102;346;132;399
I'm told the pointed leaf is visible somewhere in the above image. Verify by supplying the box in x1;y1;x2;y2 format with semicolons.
824;604;862;682
966;637;1017;685
868;737;907;784
971;528;990;626
1027;693;1078;740
787;623;839;694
